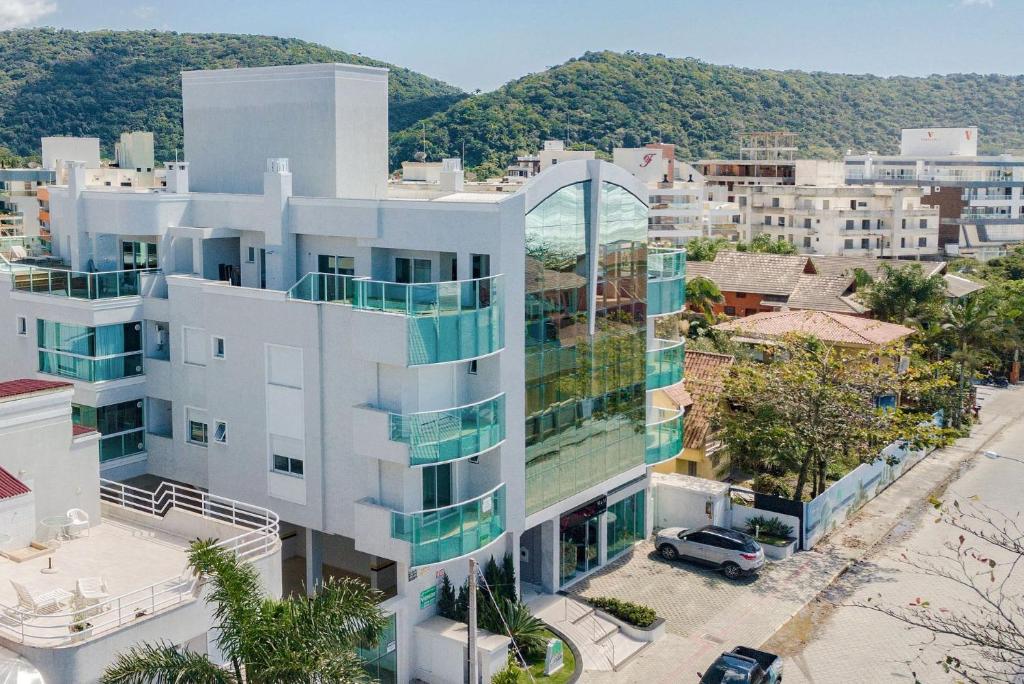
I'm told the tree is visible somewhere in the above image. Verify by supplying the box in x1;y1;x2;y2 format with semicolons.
858;263;947;325
102;540;387;684
716;335;951;500
686;275;725;322
684;236;730;262
943;294;1004;427
860;498;1024;683
740;233;798;255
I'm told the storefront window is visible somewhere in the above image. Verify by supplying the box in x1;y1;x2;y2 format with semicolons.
359;613;397;684
606;491;645;560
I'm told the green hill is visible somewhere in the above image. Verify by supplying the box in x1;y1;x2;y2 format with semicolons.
0;28;465;160
390;51;1024;176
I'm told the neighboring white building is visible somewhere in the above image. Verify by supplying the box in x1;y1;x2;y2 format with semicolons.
614;144;743;244
503;140;595;183
0;378;281;684
0;63;686;682
114;131;156;173
846;127;1024;259
749;183;940;257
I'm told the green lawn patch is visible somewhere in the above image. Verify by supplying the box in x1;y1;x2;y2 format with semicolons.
516;629;576;684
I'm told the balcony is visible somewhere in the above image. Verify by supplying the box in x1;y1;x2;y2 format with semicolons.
11;266;158;300
289;272;505;365
390;484;507;567
389;393;506;467
646;338;685;390
0;479;280;649
38;351;144;383
647;248;686;317
646;406;684;465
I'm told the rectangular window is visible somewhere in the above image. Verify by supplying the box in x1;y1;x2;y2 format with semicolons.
861;238;869;249
724;306;736;315
919;219;928;229
803;236;811;247
803;218;812;228
901;218;907;229
844;239;854;249
247;247;256;263
771;197;780;208
183;327;207;367
763;216;772;225
862;220;870;230
777;216;786;227
901;237;907;248
468;359;478;375
214;421;227;444
822;200;829;210
471;254;490;279
272;454;304;477
16;316;26;335
846;220;854;230
121;241;157;270
857;201;867;208
317;254;354;276
188;419;208;446
73;399;146;463
918;237;928;247
735;292;747;299
212;336;225;359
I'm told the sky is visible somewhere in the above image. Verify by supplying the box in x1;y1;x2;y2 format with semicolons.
2;0;1022;92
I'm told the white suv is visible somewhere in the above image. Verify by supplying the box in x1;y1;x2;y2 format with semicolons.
656;525;765;579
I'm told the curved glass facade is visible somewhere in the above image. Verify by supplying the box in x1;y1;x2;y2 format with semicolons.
645;406;684;465
390;393;506;466
525;181;648;514
646;338;685;390
391;484;506;567
647;248;686;316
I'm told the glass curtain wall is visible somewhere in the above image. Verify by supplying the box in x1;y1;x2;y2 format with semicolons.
606;491;646;559
37;320;143;382
73;400;146;463
525;181;648;514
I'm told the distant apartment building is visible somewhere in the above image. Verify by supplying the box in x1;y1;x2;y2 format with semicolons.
0;63;687;681
504;140;595;182
613;143;740;244
845;127;1024;260
749;183;940;258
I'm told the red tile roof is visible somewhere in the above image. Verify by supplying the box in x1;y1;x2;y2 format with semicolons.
0;465;30;500
713;310;914;347
682;352;735;450
72;424;98;437
0;379;72;402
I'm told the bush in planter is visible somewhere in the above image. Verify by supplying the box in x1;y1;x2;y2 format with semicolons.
586;597;656;628
744;514;794;539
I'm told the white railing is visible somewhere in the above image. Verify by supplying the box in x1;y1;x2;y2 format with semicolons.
0;480;279;646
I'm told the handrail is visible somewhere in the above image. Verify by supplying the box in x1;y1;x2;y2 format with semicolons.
0;479;279;645
395;481;506;519
10;266;161;300
389;390;506;418
647;405;683;426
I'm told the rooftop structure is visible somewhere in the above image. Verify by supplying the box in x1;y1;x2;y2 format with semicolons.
0;377;281;683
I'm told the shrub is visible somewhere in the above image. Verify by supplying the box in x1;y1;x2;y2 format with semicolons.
490;653;522;684
489;599;549;658
586;597;657;628
753;473;791;498
744;514;794;539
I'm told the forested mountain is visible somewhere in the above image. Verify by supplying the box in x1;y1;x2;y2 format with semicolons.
390;51;1024;176
2;32;1023;177
0;29;465;160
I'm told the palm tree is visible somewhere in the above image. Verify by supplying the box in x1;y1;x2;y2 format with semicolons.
943;295;1003;427
686;275;725;322
859;263;947;325
102;540;387;684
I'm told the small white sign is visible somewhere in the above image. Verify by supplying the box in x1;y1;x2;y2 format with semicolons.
544;638;564;675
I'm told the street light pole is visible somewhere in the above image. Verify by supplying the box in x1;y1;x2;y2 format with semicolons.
468;557;478;684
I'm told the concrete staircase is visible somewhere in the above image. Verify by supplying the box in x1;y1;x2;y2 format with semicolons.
531;595;647;672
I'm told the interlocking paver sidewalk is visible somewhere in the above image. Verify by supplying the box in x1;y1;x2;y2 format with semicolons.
573;386;1023;683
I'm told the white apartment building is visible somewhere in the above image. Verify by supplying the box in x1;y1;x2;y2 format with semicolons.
846;127;1024;259
614;144;741;244
750;184;940;257
504;140;596;183
0;378;281;683
0;63;686;682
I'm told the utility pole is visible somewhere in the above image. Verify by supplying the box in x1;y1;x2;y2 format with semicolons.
468;558;478;684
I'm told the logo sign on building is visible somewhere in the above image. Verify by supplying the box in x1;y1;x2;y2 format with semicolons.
544;638;564;675
419;585;437;609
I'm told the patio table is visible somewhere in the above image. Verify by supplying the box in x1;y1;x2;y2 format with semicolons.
40;515;72;545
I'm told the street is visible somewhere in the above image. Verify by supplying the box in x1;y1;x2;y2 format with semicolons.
763;384;1024;682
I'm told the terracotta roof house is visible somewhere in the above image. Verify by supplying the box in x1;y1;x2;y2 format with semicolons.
713;309;915;349
686;251;954;318
653;351;735;480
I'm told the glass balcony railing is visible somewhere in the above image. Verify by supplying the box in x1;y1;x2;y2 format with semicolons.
647;248;686;316
391;484;506;567
389;393;506;466
99;429;147;463
646;406;684;465
289;272;505;365
38;351;144;383
12;267;155;299
646;338;685;390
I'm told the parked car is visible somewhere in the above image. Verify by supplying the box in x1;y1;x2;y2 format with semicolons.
698;646;783;684
655;525;765;579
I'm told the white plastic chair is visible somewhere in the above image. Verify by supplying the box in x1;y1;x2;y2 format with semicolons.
66;508;90;538
10;580;73;614
75;577;110;614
